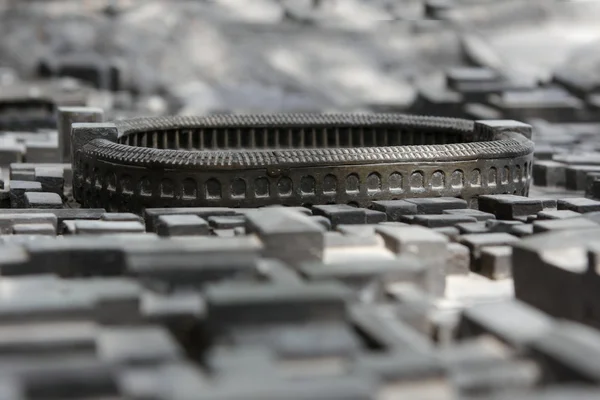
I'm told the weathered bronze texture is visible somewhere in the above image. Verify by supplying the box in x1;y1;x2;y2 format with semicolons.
71;114;534;213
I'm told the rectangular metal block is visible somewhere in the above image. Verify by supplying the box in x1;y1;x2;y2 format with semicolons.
205;282;351;328
144;207;237;232
156;215;210;237
246;208;326;264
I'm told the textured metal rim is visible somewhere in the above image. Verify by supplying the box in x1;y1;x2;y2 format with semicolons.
103;115;530;168
71;114;535;212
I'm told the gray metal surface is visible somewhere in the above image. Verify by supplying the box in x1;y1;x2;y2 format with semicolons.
0;1;598;399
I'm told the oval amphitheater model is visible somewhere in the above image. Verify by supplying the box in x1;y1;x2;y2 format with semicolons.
70;114;534;213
